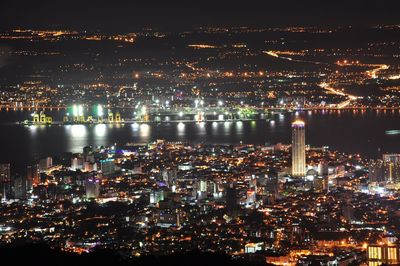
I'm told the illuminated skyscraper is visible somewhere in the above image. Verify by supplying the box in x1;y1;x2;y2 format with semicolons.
150;190;165;205
368;159;400;183
27;165;40;187
100;159;115;176
266;168;279;199
85;177;100;199
292;120;306;177
38;157;53;172
0;164;11;201
13;175;27;200
195;179;208;200
368;245;400;265
383;153;400;164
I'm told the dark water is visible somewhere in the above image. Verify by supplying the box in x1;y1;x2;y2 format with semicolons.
1;109;400;173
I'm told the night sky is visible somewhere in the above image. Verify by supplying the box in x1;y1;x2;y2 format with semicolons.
1;0;400;30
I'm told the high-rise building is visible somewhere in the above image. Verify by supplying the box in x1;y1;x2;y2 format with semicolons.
367;245;400;265
195;179;208;200
150;190;165;205
318;160;329;176
27;165;40;187
369;159;400;183
369;160;385;182
0;164;11;201
226;184;238;211
266;168;279;199
83;161;97;172
71;157;84;171
100;159;115;176
85;177;100;199
161;167;177;187
13;175;27;199
208;181;221;199
383;154;400;164
38;157;53;172
292;120;306;177
246;189;256;207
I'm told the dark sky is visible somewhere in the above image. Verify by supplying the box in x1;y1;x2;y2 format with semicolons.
1;0;400;30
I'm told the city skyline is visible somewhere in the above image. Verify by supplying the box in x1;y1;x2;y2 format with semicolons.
1;1;400;265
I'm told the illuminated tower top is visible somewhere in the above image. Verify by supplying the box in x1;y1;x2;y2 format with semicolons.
292;120;305;127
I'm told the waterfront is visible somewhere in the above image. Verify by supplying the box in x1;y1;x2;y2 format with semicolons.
1;109;400;172
2;5;400;263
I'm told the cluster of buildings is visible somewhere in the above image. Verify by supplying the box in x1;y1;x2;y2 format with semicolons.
27;105;126;125
0;120;399;265
2;25;400;117
368;154;400;184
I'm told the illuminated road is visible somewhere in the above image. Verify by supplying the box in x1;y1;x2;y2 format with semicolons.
318;82;357;109
264;50;329;65
336;60;391;79
185;62;200;71
336;99;352;109
265;50;358;109
263;50;394;109
366;64;389;79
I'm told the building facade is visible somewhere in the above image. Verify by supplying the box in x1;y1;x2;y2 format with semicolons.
292;120;306;177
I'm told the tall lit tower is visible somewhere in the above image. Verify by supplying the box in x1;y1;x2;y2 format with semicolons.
292;120;306;177
0;164;11;201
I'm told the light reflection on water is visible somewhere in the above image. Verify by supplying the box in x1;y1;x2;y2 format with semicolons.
67;125;88;152
94;124;107;137
139;124;151;138
177;122;185;136
131;122;139;131
28;125;38;135
196;122;206;136
70;124;87;138
223;121;232;136
12;110;400;164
